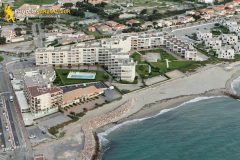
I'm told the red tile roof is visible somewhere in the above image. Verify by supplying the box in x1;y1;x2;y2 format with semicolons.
28;85;62;97
63;86;104;104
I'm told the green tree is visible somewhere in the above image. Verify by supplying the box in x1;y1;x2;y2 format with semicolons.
140;9;147;15
63;3;74;8
0;37;6;45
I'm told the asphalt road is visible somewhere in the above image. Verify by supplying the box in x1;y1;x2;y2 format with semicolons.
0;62;32;159
5;98;20;147
32;23;45;48
0;104;6;148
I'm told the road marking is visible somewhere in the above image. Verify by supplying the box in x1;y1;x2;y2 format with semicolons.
0;92;11;95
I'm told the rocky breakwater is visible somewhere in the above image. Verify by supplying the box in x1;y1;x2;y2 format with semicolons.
79;99;135;160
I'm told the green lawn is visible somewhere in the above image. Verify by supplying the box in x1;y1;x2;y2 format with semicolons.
14;0;57;8
54;69;109;85
136;64;150;78
212;26;230;34
0;56;4;62
211;30;222;36
150;60;205;73
131;50;207;79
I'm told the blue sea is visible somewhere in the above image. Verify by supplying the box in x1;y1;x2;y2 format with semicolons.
99;79;240;160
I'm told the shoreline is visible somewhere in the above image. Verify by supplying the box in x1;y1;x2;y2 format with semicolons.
78;64;240;160
95;89;226;159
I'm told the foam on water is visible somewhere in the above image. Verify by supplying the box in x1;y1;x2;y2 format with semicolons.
231;76;240;95
98;96;223;148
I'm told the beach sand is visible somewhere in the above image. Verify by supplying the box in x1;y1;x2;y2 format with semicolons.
34;62;240;160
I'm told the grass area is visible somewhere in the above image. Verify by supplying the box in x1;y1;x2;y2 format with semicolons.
14;0;57;8
54;69;109;85
211;30;222;36
211;25;230;34
136;64;149;78
188;33;198;41
150;60;205;74
131;49;207;78
0;56;4;62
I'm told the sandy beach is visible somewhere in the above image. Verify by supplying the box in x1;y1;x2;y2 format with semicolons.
79;63;240;160
33;62;240;160
117;89;225;122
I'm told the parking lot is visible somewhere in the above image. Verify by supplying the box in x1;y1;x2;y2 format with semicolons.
27;113;72;144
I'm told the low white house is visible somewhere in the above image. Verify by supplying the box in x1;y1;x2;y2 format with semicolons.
221;34;238;45
198;0;215;3
234;43;240;54
204;38;222;49
216;47;235;59
196;31;212;41
222;20;238;29
228;24;240;33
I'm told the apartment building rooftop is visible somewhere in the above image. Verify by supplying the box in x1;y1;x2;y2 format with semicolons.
27;85;62;97
63;86;104;104
23;69;56;87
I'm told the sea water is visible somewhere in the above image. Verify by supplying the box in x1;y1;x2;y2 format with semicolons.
100;80;240;160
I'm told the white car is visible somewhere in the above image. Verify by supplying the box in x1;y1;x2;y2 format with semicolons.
9;96;13;102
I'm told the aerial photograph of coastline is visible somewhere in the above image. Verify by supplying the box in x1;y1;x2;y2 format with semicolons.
1;0;240;159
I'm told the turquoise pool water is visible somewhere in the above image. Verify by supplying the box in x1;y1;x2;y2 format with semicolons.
67;72;96;80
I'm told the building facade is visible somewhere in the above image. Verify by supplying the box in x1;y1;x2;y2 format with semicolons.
216;47;235;59
35;31;204;82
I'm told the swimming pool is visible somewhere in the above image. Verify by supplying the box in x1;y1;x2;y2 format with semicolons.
67;72;96;80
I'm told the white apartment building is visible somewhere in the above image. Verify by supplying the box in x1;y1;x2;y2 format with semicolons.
221;34;238;45
107;53;136;82
130;32;165;50
165;34;198;60
204;38;222;49
101;36;132;53
196;31;213;41
35;31;207;82
228;24;240;33
216;47;235;59
24;84;63;118
23;70;63;118
35;42;136;82
198;0;215;3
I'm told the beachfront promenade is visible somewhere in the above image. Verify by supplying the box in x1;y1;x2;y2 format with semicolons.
79;99;135;160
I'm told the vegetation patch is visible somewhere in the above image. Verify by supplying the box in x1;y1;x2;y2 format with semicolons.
0;56;4;62
54;69;109;85
48;118;78;136
131;49;208;78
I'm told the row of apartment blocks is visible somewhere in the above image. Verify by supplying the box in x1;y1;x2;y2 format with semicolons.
196;20;240;59
35;32;201;82
121;32;199;60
